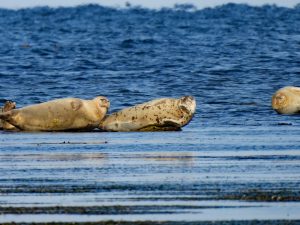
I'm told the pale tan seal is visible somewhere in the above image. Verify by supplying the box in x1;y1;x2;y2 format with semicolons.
272;86;300;114
99;96;196;132
0;97;109;131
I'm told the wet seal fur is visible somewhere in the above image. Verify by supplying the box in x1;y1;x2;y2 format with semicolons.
99;96;196;132
272;86;300;114
0;97;109;131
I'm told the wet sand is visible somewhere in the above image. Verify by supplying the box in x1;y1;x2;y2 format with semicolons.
0;126;300;224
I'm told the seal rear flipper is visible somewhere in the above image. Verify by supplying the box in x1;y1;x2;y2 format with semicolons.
0;111;11;121
2;101;18;131
3;100;16;111
71;100;83;111
0;111;21;129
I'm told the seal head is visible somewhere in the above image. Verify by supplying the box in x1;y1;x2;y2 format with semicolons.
272;92;288;110
92;96;110;115
179;96;196;117
272;86;300;114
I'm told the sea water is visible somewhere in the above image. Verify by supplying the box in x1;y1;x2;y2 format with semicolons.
0;4;300;224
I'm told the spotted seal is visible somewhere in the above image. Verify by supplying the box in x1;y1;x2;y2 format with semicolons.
99;96;196;132
272;86;300;114
0;97;109;131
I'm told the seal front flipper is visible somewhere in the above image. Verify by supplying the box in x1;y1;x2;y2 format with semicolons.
71;100;83;111
138;125;181;131
162;119;181;127
137;119;182;132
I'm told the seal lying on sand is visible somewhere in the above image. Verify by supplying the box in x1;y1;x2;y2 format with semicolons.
99;96;196;132
0;101;18;130
272;86;300;114
0;97;110;131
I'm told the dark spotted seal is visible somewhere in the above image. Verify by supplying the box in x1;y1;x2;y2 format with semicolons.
99;96;196;132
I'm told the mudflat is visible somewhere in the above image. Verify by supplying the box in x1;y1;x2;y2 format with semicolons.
1;125;300;224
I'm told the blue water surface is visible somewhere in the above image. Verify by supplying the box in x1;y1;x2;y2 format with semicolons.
0;3;300;127
1;5;300;223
